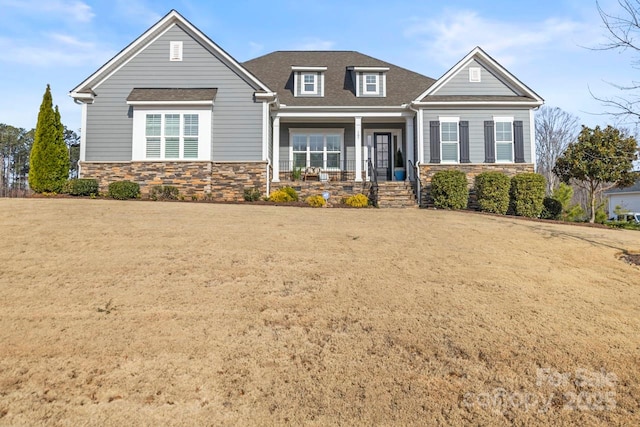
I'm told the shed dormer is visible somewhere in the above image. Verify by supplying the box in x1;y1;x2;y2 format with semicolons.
349;66;389;97
292;66;326;97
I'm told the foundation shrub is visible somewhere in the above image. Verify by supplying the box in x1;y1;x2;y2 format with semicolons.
243;187;261;202
509;173;546;217
430;170;468;210
108;180;140;200
64;178;99;196
149;185;179;201
541;197;563;220
474;172;511;214
343;193;369;208
306;195;326;207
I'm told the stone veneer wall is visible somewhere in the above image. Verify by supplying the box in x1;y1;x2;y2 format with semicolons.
210;162;268;202
418;163;535;207
271;181;368;205
80;161;268;201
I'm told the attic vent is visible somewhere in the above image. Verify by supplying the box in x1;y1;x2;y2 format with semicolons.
170;41;183;61
469;67;481;82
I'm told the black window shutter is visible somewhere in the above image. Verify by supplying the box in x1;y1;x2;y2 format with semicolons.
459;121;470;163
513;121;525;163
484;121;495;163
430;121;440;163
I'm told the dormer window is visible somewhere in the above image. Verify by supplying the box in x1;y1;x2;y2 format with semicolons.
364;74;379;94
291;66;326;97
302;73;317;94
349;66;389;97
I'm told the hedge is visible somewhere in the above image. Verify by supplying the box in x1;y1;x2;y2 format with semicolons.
474;172;511;214
64;178;99;196
108;180;140;200
509;173;546;217
430;170;468;209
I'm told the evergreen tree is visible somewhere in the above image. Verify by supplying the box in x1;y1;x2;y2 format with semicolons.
29;85;69;192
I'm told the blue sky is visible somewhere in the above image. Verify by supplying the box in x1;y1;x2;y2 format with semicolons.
0;0;637;132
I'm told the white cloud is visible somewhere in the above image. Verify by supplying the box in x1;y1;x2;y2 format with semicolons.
0;0;94;23
114;0;162;26
404;9;597;68
293;38;336;50
0;33;111;67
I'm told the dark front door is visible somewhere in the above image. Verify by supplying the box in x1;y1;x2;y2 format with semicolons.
374;132;392;181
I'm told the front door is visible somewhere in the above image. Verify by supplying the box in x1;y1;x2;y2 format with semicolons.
373;132;392;181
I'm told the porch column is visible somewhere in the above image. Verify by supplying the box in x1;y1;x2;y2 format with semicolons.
272;116;280;182
355;116;363;182
405;116;414;168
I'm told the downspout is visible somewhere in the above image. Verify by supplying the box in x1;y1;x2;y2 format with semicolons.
406;102;422;205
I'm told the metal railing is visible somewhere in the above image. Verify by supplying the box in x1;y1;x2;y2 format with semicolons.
407;159;420;206
367;158;378;207
277;160;367;182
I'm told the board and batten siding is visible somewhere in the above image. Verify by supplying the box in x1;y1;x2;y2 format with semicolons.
422;109;532;164
85;24;263;162
434;60;516;97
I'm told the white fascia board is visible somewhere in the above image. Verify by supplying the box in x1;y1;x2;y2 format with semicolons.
126;100;214;106
69;92;95;102
278;105;407;110
70;10;271;96
414;46;544;103
348;66;390;72
412;100;543;107
291;66;327;71
275;111;413;118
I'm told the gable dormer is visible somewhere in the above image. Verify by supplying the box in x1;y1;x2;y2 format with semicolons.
292;66;326;97
348;66;389;97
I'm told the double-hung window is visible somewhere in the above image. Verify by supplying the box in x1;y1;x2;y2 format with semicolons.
301;73;317;94
440;118;459;163
143;113;201;159
291;131;342;170
495;117;514;162
364;74;379;94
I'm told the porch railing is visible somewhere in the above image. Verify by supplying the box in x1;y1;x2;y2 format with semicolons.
278;160;367;182
367;158;378;207
407;159;420;205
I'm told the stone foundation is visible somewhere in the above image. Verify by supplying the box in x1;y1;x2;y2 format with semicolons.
418;163;535;207
271;181;368;205
80;161;268;201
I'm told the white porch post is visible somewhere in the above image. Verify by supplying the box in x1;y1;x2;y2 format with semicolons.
355;116;362;182
405;116;414;168
272;116;280;182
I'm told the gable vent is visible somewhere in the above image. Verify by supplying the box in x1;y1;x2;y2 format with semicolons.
469;67;481;82
170;41;183;61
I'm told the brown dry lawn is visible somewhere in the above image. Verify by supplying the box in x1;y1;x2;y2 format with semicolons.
0;199;639;426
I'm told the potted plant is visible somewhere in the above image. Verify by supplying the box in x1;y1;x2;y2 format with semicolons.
394;149;406;181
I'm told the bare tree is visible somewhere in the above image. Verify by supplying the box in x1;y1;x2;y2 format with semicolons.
595;0;640;119
535;106;580;193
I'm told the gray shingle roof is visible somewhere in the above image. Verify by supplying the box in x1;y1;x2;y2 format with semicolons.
604;179;640;194
243;51;436;106
126;88;218;102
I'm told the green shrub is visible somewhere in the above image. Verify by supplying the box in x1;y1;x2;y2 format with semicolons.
64;178;99;196
605;221;640;230
243;187;261;202
509;173;546;217
343;193;369;208
281;186;299;201
306;195;326;207
474;172;511;214
108;180;140;200
541;197;563;220
149;185;179;201
430;170;469;210
269;189;294;203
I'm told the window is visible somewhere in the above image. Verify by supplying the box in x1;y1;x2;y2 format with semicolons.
495;118;514;162
301;73;317;94
291;132;342;170
144;113;200;159
440;118;459;163
469;67;481;82
170;41;183;61
364;74;379;94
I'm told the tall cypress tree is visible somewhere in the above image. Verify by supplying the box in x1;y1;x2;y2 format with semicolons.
29;84;69;193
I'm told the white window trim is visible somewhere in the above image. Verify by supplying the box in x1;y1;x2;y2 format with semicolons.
294;72;324;97
169;41;183;61
494;116;514;163
439;116;460;164
300;73;317;95
289;128;345;170
363;73;379;95
469;67;481;82
132;107;211;161
356;73;386;97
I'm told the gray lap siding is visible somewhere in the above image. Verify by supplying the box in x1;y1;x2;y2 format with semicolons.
422;108;532;164
85;24;262;162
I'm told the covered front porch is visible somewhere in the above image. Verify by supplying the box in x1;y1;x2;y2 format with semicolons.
271;111;418;184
